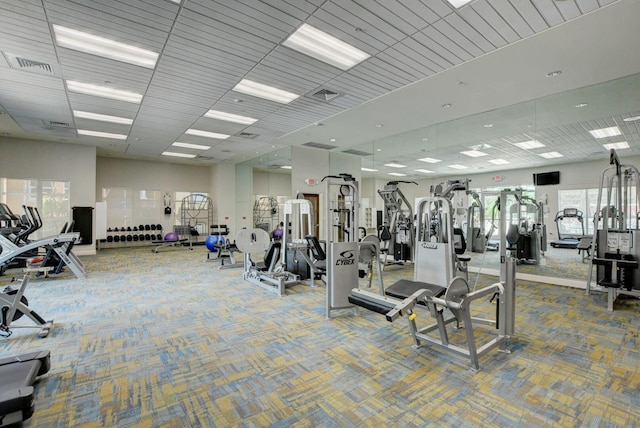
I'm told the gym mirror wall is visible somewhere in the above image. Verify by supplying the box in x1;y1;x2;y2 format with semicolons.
235;147;292;237
351;73;640;288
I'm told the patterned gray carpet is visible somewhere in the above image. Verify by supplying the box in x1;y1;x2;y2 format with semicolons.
1;244;639;427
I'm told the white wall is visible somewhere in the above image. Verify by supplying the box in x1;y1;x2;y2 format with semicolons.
253;170;291;197
212;163;236;233
96;157;212;235
0;138;97;254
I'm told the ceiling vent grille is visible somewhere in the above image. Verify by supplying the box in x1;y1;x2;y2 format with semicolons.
197;155;215;160
342;149;371;156
43;120;71;128
307;88;343;103
236;132;258;139
302;142;338;150
4;52;56;76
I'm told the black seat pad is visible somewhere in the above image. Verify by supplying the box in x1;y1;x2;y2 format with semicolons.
385;279;446;301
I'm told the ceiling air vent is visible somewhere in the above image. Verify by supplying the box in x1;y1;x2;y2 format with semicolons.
3;52;57;76
43;120;71;128
342;149;371;156
307;88;343;103
302;142;338;150
236;132;258;139
197;155;215;160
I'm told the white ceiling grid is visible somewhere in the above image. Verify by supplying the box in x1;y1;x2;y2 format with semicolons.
0;0;637;177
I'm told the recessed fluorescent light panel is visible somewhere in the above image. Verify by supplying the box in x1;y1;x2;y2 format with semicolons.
514;140;545;150
73;110;133;125
385;163;407;168
389;172;407;177
489;159;510;165
67;81;142;103
539;151;563;159
283;23;370;70
415;169;434;174
232;79;299;104
53;25;158;69
447;164;468;170
280;166;292;170
469;143;492;150
623;116;640;122
418;157;441;163
589;126;621;139
162;151;196;158
446;0;473;8
361;167;378;172
77;129;127;140
185;129;230;139
204;110;257;125
603;142;629;150
461;150;488;158
172;142;210;150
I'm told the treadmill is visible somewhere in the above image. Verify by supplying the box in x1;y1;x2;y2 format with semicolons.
550;208;585;249
0;350;50;426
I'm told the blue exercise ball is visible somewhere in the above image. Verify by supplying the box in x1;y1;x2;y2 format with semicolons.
205;234;224;252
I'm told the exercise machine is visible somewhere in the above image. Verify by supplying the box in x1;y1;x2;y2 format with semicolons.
586;149;640;310
466;191;487;253
501;189;546;265
281;199;315;281
550;208;585;249
207;225;242;269
421;180;472;284
238;228;298;295
358;234;384;289
323;173;361;318
0;231;85;279
348;189;517;371
180;194;213;245
253;196;279;232
0;350;51;426
377;181;417;266
1;274;53;338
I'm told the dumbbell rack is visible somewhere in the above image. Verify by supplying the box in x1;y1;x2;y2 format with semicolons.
97;224;164;250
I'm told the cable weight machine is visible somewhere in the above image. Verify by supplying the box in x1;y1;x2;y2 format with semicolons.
323;174;360;318
377;180;417;266
586;149;640;310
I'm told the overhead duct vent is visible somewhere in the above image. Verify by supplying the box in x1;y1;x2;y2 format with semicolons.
197;155;215;160
307;88;343;103
236;132;258;139
342;149;371;156
43;120;71;128
4;52;57;76
302;142;338;150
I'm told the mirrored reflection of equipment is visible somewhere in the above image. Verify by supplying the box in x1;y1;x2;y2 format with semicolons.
377;181;417;266
466;191;487;253
502;189;546;265
281;199;316;282
323;174;360;318
237;228;298;296
550;208;585;249
253;196;279;233
586;149;640;311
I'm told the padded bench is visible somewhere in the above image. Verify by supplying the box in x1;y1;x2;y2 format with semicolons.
348;279;446;318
